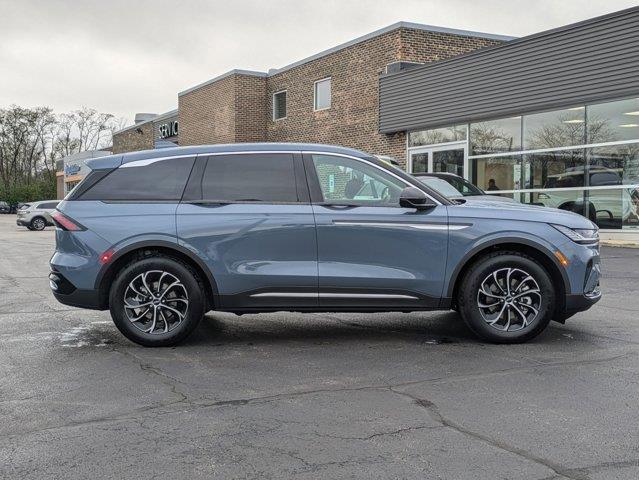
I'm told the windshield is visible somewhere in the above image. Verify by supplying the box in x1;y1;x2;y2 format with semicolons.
441;176;484;196
418;177;465;198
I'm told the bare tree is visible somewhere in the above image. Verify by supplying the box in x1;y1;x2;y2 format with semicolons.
0;105;124;203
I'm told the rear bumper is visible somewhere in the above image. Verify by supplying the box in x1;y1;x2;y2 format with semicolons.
49;271;104;310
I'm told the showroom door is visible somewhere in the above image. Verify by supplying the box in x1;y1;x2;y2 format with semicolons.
409;145;467;178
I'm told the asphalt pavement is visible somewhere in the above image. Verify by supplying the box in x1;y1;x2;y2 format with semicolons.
0;214;638;480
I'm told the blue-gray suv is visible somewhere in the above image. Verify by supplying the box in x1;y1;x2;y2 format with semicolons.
49;143;601;346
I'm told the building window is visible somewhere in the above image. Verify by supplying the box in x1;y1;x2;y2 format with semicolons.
523;107;585;150
314;77;331;111
587;97;639;143
273;90;287;120
408;125;467;147
471;155;523;192
470;117;522;155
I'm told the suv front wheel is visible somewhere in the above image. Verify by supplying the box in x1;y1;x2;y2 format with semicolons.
457;252;555;343
109;255;205;347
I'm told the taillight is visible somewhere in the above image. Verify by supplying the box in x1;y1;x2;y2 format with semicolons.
51;210;86;231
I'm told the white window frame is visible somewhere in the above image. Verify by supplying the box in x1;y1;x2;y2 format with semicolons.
272;90;287;121
313;77;332;111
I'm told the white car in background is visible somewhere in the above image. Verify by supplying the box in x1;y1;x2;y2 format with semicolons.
16;200;60;231
534;168;639;229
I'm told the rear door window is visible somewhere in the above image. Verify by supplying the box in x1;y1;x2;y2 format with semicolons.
38;202;59;209
80;157;195;201
201;153;299;202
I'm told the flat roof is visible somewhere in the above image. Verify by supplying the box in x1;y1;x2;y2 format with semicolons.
178;21;515;96
113;109;178;136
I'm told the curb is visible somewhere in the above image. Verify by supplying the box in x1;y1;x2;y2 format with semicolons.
600;241;639;249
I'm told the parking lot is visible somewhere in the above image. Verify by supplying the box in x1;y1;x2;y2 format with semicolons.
0;213;638;479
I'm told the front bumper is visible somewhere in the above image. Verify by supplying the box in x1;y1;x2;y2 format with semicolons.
16;218;28;226
555;244;602;320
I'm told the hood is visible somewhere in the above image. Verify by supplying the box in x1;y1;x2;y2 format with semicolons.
461;194;516;203
451;199;597;230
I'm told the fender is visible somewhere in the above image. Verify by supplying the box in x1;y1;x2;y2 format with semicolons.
445;235;570;299
94;239;220;304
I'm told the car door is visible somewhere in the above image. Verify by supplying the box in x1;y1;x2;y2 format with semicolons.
303;152;449;309
176;151;318;310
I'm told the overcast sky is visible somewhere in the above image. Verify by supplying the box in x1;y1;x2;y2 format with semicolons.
1;0;637;123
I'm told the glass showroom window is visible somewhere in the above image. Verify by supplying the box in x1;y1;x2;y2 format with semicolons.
523;107;585;150
273;90;287;120
471;155;523;191
587;97;639;143
314;78;331;111
470;116;522;155
588;144;639;186
408;125;467;147
525;150;585;189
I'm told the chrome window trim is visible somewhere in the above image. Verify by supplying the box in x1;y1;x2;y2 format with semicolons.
332;221;469;231
120;154;196;168
250;292;420;300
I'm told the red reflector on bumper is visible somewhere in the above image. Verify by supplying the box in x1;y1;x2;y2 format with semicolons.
99;249;115;264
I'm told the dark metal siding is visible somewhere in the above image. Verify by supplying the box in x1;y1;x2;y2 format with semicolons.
379;7;639;133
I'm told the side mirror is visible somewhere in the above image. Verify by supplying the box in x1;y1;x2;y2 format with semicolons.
399;187;436;210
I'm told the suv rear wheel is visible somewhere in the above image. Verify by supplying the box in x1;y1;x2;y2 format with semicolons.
457;251;555;343
109;255;205;347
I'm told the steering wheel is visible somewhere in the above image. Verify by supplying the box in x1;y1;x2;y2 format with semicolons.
380;186;391;203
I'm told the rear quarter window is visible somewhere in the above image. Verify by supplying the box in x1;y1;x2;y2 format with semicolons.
79;157;195;201
38;202;59;209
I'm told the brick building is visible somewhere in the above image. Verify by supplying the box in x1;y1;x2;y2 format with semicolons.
112;22;510;165
107;7;639;239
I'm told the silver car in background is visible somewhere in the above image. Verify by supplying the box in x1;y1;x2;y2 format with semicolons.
16;200;60;230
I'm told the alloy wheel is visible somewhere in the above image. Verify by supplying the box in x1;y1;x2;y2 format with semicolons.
476;267;542;332
33;218;45;230
123;270;189;335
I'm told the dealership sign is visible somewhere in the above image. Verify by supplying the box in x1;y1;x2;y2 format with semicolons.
158;120;179;139
65;164;81;176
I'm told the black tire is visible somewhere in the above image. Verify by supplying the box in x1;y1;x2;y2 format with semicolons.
27;226;35;231
30;217;46;231
109;255;205;347
457;251;555;344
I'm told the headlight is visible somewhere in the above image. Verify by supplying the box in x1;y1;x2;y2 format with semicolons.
552;224;599;245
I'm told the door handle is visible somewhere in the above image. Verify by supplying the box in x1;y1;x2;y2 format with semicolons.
322;204;359;210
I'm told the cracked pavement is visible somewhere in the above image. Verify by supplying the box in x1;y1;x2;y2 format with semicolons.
0;215;638;479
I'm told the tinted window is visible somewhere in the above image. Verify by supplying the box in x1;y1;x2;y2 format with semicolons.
202;153;298;202
38;202;59;209
81;157;195;201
